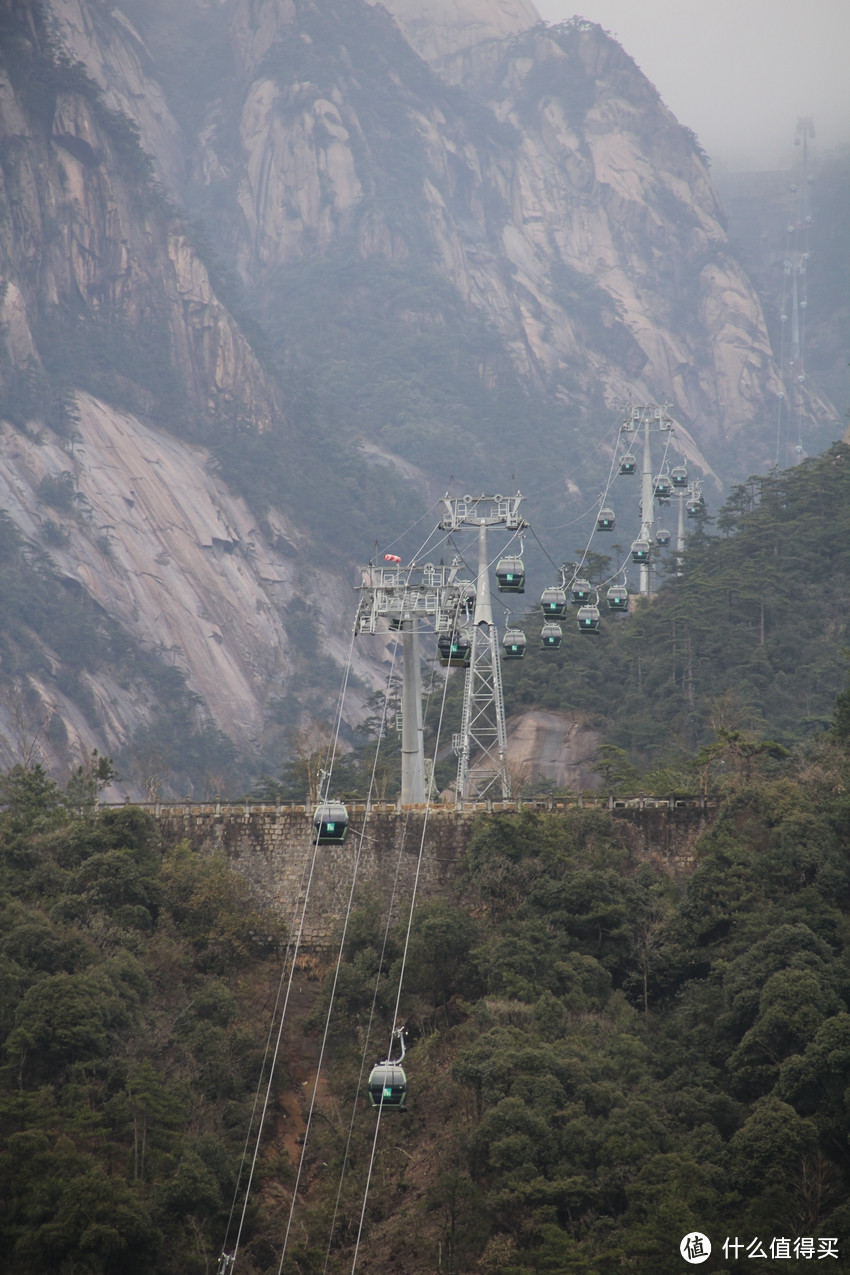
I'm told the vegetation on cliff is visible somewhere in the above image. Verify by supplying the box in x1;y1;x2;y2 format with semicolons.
3;680;850;1270
281;723;850;1273
0;767;282;1275
501;442;850;783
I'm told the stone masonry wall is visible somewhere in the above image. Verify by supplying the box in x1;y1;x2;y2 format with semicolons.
144;798;715;952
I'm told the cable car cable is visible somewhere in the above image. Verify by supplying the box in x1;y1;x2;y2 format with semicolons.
278;646;404;1274
224;630;359;1272
320;595;455;1268
218;893;311;1268
347;634;456;1271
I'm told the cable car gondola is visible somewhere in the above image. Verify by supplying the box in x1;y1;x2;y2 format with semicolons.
655;527;671;547
437;629;471;666
540;586;567;618
686;498;703;519
631;538;651;563
607;583;629;612
577;604;601;633
596;507;616;531
368;1028;407;1111
571;579;593;605
312;800;349;845
502;627;527;659
619;453;637;476
671;465;688;489
495;555;525;593
541;622;563;649
368;1061;408;1110
654;475;672;500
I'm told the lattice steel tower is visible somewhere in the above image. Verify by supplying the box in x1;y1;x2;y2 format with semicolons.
439;493;526;802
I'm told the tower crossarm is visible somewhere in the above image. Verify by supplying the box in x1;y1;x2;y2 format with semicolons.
439;492;526;532
354;560;470;634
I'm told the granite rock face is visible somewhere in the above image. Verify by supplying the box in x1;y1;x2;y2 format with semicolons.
199;0;805;464
0;0;833;791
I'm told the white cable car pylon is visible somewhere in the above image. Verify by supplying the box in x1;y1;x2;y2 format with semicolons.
439;493;526;802
775;117;815;466
620;402;673;596
356;495;526;805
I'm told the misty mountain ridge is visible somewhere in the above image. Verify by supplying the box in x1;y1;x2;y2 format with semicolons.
0;0;844;796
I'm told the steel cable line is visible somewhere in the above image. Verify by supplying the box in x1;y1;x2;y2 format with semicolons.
571;436;624;584
218;882;313;1271
320;800;418;1271
321;595;462;1271
223;628;358;1272
378;498;445;560
277;640;404;1275
532;406;629;546
321;567;466;1272
775;215;793;467
348;634;455;1274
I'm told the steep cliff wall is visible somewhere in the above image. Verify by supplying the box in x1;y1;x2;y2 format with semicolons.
0;0;841;794
182;0;826;474
0;7;302;787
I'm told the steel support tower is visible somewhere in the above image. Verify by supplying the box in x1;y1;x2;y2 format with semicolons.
354;559;470;805
439;493;526;802
622;403;672;596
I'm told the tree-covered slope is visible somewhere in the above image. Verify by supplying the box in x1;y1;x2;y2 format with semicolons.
280;730;850;1272
0;768;284;1275
502;441;850;778
3;697;850;1271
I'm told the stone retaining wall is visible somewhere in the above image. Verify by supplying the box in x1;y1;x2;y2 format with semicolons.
132;799;715;951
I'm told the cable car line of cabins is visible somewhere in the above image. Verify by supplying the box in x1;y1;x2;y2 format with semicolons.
317;445;705;1115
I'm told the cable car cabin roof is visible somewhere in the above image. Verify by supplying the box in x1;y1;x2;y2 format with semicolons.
313;802;349;844
631;539;651;561
495;556;525;592
577;605;601;632
655;528;671;545
571;579;592;603
686;501;702;517
367;1063;407;1109
671;465;688;487
597;508;615;529
619;454;637;474
607;585;629;610
540;587;567;616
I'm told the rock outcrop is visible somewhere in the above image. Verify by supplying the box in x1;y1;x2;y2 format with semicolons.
0;0;840;792
185;0;817;471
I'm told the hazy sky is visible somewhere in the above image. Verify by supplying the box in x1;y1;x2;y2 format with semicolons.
533;0;850;170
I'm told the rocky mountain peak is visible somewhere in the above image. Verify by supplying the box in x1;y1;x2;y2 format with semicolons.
0;0;840;795
370;0;540;68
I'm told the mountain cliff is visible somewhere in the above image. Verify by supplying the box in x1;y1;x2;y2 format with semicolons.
0;0;841;794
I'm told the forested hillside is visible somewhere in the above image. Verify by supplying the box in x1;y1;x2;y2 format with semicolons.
501;441;850;783
0;768;284;1275
3;687;850;1272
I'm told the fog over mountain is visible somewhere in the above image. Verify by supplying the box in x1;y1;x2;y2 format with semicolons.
536;0;850;170
0;0;845;797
